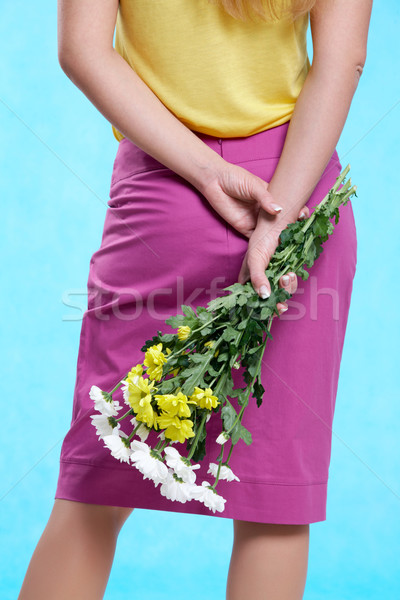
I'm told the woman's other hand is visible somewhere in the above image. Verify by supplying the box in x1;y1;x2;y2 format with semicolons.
238;206;309;314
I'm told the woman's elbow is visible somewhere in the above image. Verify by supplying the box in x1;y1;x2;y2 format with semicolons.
58;45;79;76
355;48;367;76
312;49;367;84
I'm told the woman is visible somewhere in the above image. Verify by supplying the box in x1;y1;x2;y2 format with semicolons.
18;0;372;598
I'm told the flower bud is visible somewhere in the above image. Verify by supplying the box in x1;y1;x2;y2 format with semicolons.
216;431;230;445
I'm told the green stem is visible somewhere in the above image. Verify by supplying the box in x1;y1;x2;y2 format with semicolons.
226;442;234;464
271;180;356;287
110;380;124;395
225;320;271;436
155;438;169;452
187;412;208;460
211;444;225;489
116;408;133;422
127;422;142;441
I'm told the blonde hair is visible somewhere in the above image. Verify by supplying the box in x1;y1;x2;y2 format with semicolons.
207;0;317;22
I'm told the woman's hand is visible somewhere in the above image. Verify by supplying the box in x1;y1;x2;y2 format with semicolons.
200;160;308;315
238;207;309;315
200;162;288;239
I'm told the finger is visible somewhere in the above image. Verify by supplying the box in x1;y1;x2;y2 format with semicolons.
237;254;250;285
247;248;272;299
249;179;284;216
298;205;310;220
276;302;289;316
279;271;298;295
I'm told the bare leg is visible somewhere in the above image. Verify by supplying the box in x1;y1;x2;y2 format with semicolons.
226;521;310;600
18;499;134;600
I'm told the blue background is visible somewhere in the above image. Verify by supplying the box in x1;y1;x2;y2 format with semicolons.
1;2;399;598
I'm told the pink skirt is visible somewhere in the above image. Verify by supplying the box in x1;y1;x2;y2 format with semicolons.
55;121;357;524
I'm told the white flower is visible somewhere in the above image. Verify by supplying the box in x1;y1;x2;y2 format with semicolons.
207;462;240;482
159;470;196;503
216;431;230;445
102;433;131;464
191;481;227;513
90;385;122;416
90;413;120;440
130;440;168;486
130;417;150;442
164;446;201;484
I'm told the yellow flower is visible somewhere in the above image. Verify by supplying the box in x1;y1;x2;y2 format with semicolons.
125;375;156;413
156;414;195;443
126;363;144;381
177;326;191;341
189;386;220;410
166;348;180;376
135;396;158;429
144;343;167;381
155;391;196;419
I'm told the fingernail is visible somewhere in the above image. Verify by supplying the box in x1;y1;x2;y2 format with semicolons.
290;272;295;281
282;275;290;286
259;285;270;299
280;305;288;313
299;210;306;219
270;203;283;213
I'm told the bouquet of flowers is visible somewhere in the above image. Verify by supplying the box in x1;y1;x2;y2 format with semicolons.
90;164;356;513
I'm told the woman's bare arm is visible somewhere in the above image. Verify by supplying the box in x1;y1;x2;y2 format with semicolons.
57;0;227;191
57;0;292;242
239;0;373;294
257;0;373;223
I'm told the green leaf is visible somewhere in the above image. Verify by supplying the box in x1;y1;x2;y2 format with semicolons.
199;327;212;336
189;436;206;462
161;379;174;393
230;422;242;445
235;295;247;307
221;403;237;431
260;306;272;320
222;325;239;342
206;364;220;377
253;377;265;408
216;351;229;363
165;314;186;328
314;215;328;237
247;345;262;355
236;390;249;406
190;353;209;364
181;305;197;318
228;385;245;399
294;230;305;244
159;333;176;344
231;423;253;446
240;425;253;445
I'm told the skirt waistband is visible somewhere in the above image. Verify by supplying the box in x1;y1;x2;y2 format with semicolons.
111;121;291;186
193;121;290;163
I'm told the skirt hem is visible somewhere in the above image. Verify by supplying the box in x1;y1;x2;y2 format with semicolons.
55;459;328;525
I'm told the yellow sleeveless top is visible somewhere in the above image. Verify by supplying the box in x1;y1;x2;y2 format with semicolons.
112;1;310;142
